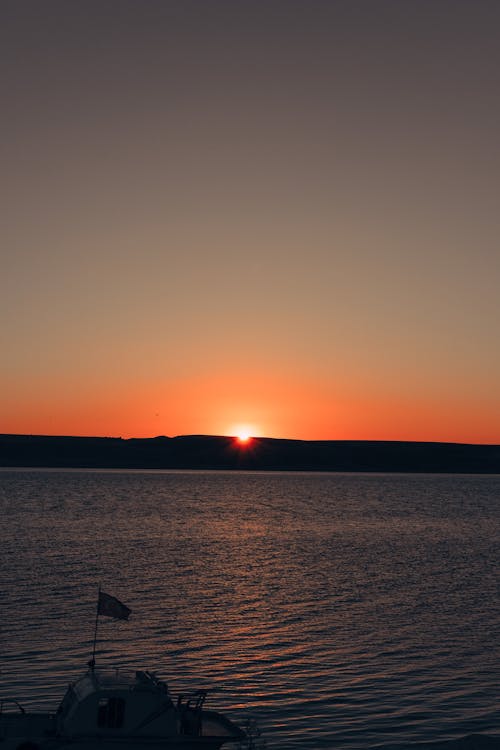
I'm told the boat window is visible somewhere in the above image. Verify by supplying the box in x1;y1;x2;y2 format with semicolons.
97;697;125;728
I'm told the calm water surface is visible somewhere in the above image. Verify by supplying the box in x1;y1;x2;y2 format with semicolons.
0;470;499;749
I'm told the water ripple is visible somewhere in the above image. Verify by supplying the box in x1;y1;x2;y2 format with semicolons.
0;470;499;749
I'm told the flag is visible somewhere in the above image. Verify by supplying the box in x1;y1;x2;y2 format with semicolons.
98;590;131;620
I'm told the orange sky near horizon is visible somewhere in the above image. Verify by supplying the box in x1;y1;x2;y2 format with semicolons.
2;2;500;446
3;368;498;445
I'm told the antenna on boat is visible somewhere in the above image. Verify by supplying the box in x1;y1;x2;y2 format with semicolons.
89;583;101;671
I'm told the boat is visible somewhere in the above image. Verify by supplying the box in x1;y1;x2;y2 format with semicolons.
0;665;247;750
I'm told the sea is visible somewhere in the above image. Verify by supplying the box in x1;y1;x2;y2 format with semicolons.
0;469;499;749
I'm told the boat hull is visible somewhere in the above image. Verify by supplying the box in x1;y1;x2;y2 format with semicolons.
0;713;244;750
1;734;239;750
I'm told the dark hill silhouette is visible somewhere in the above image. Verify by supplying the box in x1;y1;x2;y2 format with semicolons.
1;434;499;473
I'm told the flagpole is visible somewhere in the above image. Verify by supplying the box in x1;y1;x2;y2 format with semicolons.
90;583;101;671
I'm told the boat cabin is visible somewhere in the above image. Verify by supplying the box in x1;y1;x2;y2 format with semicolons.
56;669;177;737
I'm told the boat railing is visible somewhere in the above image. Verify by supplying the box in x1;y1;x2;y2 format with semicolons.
0;699;25;716
177;690;207;737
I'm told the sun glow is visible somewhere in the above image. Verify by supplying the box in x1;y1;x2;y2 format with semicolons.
236;432;251;444
231;424;257;444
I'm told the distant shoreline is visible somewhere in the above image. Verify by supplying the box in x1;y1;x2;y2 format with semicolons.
1;434;499;474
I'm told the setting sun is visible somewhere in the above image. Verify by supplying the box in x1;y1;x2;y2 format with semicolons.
236;433;252;444
231;424;258;444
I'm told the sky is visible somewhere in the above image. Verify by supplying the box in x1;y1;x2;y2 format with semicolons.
2;0;500;443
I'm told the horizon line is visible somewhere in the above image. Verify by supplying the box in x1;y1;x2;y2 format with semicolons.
1;433;499;448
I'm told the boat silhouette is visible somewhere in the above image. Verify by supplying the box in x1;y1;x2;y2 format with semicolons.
0;665;246;749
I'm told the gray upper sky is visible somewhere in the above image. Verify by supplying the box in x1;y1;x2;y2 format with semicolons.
2;1;499;440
